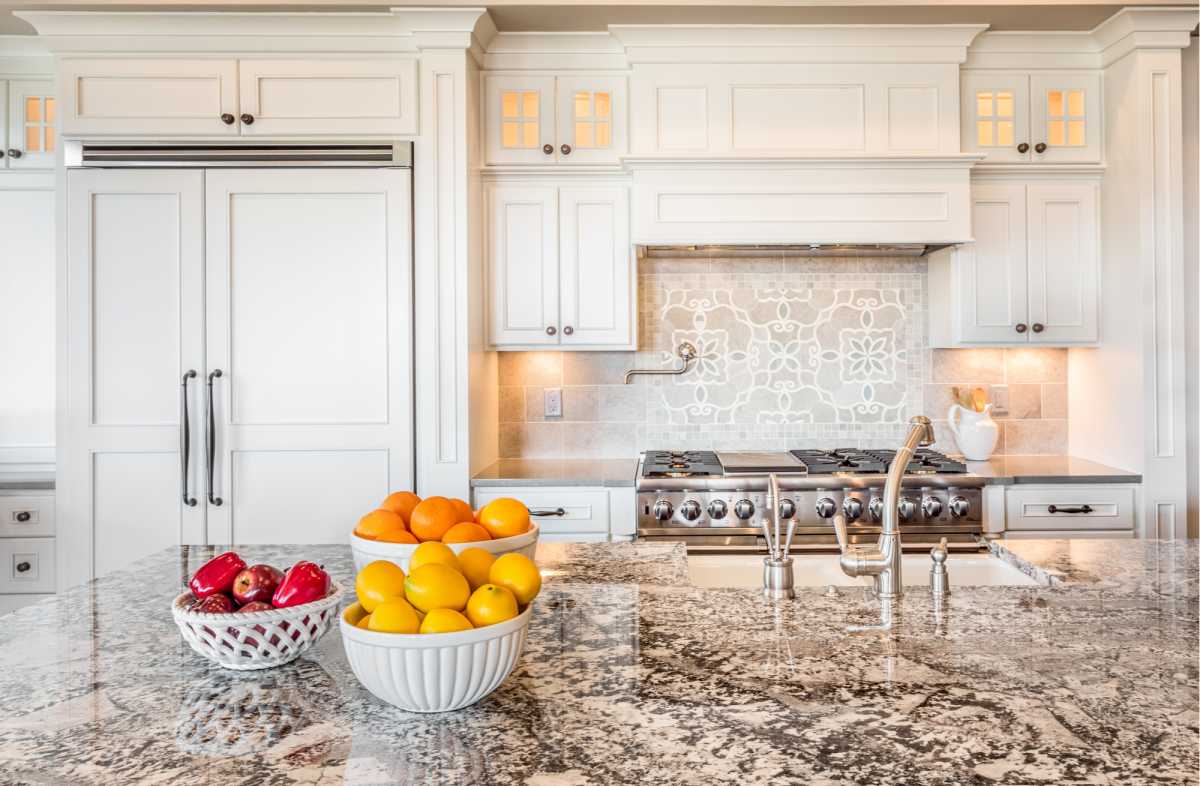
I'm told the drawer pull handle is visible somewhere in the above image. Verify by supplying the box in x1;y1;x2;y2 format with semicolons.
15;511;31;523
529;507;566;517
15;561;30;574
1047;504;1093;514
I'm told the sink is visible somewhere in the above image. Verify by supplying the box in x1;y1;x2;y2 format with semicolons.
687;552;1042;589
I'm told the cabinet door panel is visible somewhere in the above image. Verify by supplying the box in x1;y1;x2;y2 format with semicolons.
64;169;206;584
59;58;239;136
555;76;626;164
6;80;55;169
960;72;1029;163
238;58;417;136
559;185;633;348
957;184;1029;343
204;169;413;544
486;185;559;347
1026;183;1098;343
484;75;556;165
1029;73;1101;163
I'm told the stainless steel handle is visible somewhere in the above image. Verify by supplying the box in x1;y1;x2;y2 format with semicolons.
206;369;223;507
831;513;850;555
6;149;21;159
529;507;566;517
1048;504;1092;514
180;370;198;507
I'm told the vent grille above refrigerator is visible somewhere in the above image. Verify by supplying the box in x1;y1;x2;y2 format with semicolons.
66;141;412;168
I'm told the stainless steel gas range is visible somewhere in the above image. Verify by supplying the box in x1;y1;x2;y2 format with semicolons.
636;449;986;553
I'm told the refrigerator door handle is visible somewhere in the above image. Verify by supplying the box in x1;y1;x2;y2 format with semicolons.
180;370;197;507
206;369;224;507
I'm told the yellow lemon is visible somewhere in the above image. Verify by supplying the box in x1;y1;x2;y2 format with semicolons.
355;560;407;613
404;563;471;614
465;584;518;627
419;608;474;634
355;613;372;630
343;601;367;626
409;541;461;574
457;547;497;591
367;598;421;633
489;553;542;606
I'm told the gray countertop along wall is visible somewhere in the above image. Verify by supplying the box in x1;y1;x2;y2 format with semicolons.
470;455;1139;488
0;470;55;491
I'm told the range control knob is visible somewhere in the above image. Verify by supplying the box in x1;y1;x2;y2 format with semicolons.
949;496;970;518
679;499;702;522
815;497;837;519
707;499;728;520
868;497;884;522
734;499;755;520
778;498;796;519
652;499;674;521
922;497;943;518
898;498;917;521
842;497;863;521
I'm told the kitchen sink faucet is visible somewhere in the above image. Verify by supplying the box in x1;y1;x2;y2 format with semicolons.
832;415;936;600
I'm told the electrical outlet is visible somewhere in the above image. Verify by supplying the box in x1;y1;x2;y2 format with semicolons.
544;388;562;418
990;384;1009;415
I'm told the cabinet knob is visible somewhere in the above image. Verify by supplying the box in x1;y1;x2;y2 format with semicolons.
542;144;554;155
15;561;30;574
1015;323;1028;334
1034;142;1047;153
545;326;557;336
560;144;572;155
1032;323;1045;333
220;113;235;125
240;113;255;125
1017;142;1030;153
15;511;31;523
6;149;21;159
563;326;574;336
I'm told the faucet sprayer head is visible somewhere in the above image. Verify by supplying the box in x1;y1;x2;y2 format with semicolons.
910;415;936;447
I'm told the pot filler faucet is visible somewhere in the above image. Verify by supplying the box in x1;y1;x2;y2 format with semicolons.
832;415;937;600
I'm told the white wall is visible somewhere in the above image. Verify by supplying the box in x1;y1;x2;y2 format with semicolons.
1183;35;1198;539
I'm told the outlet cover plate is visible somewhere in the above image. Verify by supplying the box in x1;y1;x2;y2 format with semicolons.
990;384;1009;415
544;388;562;418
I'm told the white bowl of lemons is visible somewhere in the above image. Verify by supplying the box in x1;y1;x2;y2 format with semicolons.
350;494;539;574
340;542;541;713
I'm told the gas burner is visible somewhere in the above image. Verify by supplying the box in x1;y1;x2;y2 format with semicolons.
789;448;967;475
642;450;723;478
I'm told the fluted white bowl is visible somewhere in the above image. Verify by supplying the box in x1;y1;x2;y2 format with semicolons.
350;522;538;573
340;604;532;712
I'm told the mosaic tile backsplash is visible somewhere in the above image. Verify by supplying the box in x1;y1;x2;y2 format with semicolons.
498;256;1068;459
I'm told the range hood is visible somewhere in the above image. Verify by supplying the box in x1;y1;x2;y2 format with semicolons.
641;243;951;258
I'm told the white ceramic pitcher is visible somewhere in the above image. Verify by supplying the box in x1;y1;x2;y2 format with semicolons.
946;403;999;461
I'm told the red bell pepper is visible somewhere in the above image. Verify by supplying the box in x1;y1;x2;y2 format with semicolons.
188;552;246;599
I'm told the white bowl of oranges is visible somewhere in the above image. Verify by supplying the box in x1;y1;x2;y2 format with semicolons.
340;540;541;713
350;493;537;574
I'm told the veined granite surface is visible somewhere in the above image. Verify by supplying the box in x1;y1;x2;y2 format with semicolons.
0;539;1195;785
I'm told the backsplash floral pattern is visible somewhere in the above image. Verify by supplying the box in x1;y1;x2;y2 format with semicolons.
497;255;1068;459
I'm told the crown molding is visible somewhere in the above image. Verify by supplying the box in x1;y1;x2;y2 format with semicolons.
1090;6;1198;67
0;34;53;75
482;32;627;70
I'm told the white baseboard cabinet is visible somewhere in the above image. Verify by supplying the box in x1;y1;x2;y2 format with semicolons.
1001;484;1137;539
472;486;636;542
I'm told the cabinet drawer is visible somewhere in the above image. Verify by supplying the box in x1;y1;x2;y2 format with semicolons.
0;594;52;617
1005;485;1135;532
0;495;55;538
0;538;56;594
473;487;610;535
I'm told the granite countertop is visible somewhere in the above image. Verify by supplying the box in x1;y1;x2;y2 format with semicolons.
968;455;1142;485
471;458;637;487
1;538;1195;785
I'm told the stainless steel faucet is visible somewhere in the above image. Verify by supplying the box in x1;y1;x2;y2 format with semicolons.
832;415;936;600
762;473;796;599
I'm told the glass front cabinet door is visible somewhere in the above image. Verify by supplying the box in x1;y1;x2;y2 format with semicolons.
962;71;1100;165
554;76;625;165
6;81;55;169
485;74;625;166
961;73;1031;163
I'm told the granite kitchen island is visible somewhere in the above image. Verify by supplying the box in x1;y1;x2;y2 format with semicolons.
0;538;1195;785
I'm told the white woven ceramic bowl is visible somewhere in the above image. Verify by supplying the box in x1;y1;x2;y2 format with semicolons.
172;582;344;671
340;604;532;712
350;522;539;573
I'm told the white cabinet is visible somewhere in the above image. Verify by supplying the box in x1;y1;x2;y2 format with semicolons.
929;180;1098;347
1003;484;1135;538
0;489;55;615
486;182;634;350
472;486;633;542
484;74;626;166
962;71;1102;164
59;57;417;137
62;167;414;584
5;80;56;169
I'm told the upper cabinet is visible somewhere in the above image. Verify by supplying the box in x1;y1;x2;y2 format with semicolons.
961;71;1101;164
2;80;56;169
58;57;417;137
484;74;627;166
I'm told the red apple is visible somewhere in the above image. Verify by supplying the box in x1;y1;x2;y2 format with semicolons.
271;561;330;608
191;593;234;614
231;564;284;605
188;552;246;599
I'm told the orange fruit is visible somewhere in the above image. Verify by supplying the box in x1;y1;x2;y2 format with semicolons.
409;496;459;542
489;553;542;606
478;498;531;540
465;584;519;627
377;529;418;544
448;498;474;525
409;542;461;574
355;509;408;541
380;491;421;525
442;522;492;544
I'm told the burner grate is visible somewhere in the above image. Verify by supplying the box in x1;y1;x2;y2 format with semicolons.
642;450;723;478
